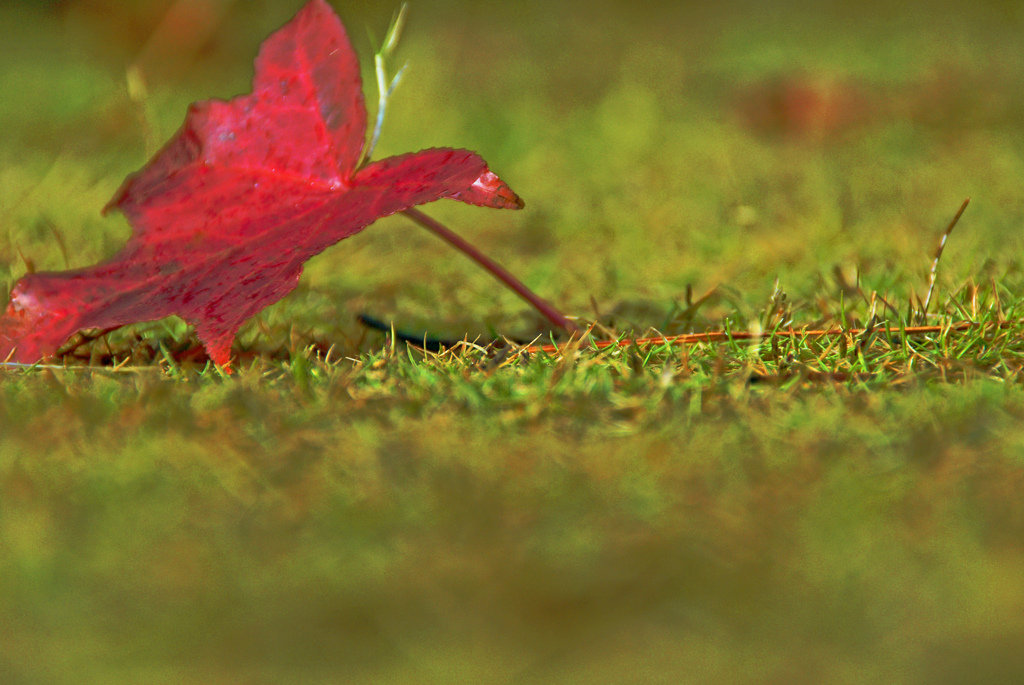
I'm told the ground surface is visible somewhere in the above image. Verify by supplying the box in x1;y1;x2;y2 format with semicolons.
3;1;1024;683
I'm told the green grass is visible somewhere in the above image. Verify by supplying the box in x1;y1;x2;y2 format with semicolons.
3;1;1024;683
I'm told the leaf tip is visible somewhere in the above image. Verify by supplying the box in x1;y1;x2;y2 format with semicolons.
454;169;525;210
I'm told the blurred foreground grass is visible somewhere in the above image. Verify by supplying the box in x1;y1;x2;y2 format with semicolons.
3;1;1024;683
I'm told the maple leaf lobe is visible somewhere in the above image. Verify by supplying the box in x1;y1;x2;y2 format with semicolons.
0;0;523;369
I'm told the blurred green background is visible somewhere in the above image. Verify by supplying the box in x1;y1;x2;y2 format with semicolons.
5;0;1024;330
3;1;1024;684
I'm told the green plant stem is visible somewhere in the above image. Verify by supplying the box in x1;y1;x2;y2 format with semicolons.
401;208;578;334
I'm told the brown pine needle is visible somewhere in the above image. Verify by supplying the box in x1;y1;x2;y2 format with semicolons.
922;198;970;320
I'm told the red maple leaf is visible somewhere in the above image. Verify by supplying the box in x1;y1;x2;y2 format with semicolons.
0;0;522;368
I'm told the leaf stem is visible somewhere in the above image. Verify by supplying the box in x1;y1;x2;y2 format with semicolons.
401;208;579;334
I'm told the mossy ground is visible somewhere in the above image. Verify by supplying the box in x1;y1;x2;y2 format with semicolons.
3;1;1024;683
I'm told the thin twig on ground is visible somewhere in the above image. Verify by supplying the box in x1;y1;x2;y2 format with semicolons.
524;321;988;355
